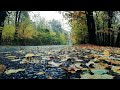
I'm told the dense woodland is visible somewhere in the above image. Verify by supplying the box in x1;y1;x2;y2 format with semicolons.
1;11;120;79
62;11;120;47
0;11;120;47
0;11;68;45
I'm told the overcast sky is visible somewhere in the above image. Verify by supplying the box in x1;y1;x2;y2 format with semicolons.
29;11;71;31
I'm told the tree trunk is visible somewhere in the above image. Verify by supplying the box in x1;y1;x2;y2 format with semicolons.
0;11;7;45
95;11;100;31
8;14;10;24
107;11;113;46
116;32;120;47
14;11;21;45
116;27;120;47
107;11;113;30
86;11;96;44
103;21;104;30
111;31;114;47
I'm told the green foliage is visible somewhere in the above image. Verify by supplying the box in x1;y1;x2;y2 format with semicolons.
63;11;120;45
2;25;15;40
18;18;36;39
2;11;68;45
64;11;88;45
3;11;120;46
49;19;63;35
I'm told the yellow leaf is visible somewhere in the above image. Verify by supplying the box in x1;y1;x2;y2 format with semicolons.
37;72;45;75
103;50;110;56
115;50;120;55
112;66;120;74
5;69;25;74
97;57;108;60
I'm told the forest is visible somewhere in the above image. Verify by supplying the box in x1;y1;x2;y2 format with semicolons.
62;11;120;47
0;11;120;47
0;11;68;46
1;11;120;79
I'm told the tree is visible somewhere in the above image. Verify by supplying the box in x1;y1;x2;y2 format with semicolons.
1;11;68;45
107;11;113;31
86;11;96;44
14;11;21;44
49;19;63;35
0;11;7;45
62;11;88;44
94;11;101;31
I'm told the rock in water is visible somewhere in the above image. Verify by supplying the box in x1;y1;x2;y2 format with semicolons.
0;64;6;74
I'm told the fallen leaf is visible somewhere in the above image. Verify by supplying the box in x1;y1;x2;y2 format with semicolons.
0;64;6;74
103;50;110;56
37;72;45;75
48;76;53;79
112;66;120;74
97;57;108;61
91;69;108;75
6;56;17;59
25;53;35;58
81;73;113;79
5;69;25;74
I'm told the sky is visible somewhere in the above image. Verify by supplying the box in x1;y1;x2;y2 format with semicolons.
29;11;71;31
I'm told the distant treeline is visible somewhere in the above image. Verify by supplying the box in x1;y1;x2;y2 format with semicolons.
0;11;69;46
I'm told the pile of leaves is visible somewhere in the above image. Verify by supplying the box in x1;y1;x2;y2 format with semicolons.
1;44;120;79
